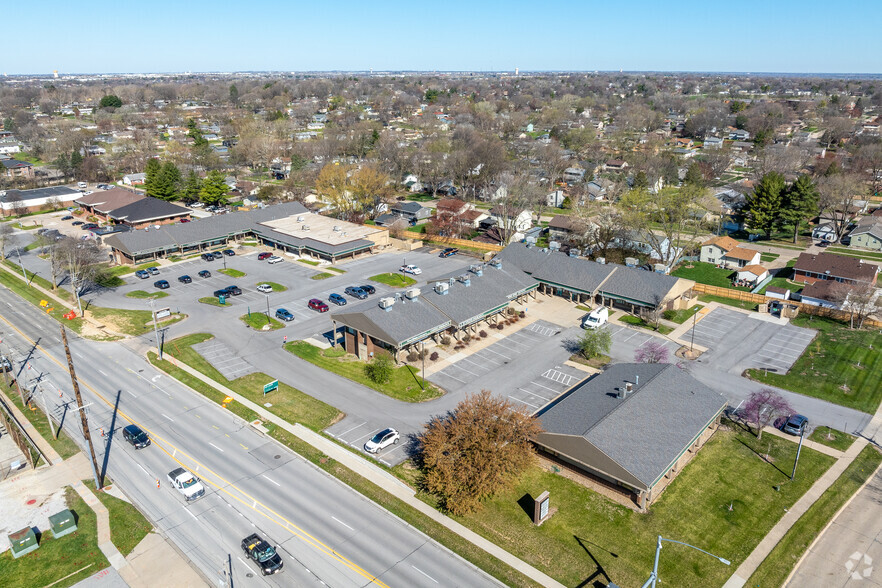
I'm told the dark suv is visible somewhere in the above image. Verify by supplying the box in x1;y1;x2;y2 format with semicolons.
344;286;367;299
123;424;151;449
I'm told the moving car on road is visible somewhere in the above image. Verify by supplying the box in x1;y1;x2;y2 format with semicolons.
122;424;151;449
178;275;192;284
166;468;205;501
275;308;295;322
344;286;367;299
400;264;422;275
154;280;170;289
308;298;329;312
364;428;400;453
329;293;347;306
241;533;283;576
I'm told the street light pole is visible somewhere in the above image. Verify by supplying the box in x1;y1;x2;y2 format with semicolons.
149;299;162;360
265;294;270;325
15;246;27;282
641;535;730;588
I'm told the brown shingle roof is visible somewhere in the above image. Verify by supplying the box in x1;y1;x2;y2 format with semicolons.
75;188;143;213
794;252;878;282
724;247;760;261
436;198;467;213
701;235;740;252
738;264;767;276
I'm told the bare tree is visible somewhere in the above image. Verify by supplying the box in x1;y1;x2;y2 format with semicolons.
0;222;13;258
634;339;669;363
742;389;793;441
831;280;880;329
817;174;864;240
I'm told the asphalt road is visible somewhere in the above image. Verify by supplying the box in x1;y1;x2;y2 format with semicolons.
0;282;500;588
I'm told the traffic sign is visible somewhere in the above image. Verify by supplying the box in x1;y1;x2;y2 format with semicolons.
263;380;278;395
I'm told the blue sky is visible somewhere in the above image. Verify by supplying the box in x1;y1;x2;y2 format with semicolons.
6;1;880;74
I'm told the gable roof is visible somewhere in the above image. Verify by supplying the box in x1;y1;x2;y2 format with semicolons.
331;295;451;348
391;201;427;214
1;159;33;169
701;235;740;252
436;198;468;213
723;246;760;261
794;251;878;282
536;363;727;489
738;264;768;276
75;187;143;213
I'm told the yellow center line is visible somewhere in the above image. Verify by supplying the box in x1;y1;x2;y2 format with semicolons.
0;314;389;588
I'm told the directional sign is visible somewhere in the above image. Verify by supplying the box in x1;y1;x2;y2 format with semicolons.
263;380;278;395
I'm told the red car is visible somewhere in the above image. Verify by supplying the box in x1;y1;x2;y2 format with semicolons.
258;252;273;260
308;298;329;313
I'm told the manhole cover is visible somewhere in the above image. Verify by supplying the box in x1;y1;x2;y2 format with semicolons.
26;499;36;505
246;573;254;578
274;455;281;459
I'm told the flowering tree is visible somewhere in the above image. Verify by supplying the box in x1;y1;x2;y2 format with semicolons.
742;388;794;441
634;339;670;364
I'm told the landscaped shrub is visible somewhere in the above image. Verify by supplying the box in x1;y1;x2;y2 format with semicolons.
497;323;505;330
406;351;419;362
519;311;526;318
479;330;488;338
462;333;471;343
440;336;451;345
363;351;394;384
429;351;439;361
419;349;428;359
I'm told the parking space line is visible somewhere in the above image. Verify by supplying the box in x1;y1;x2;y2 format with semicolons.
436;370;466;383
529;380;558;393
509;395;539;409
518;387;554;401
334;421;368;437
481;347;512;361
445;363;481;377
459;356;494;371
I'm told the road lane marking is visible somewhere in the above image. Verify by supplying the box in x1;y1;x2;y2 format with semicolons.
332;516;354;531
262;475;281;487
208;442;224;453
161;414;174;422
98;370;108;377
411;565;439;583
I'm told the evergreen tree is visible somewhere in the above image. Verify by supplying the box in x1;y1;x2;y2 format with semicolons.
144;158;162;197
181;171;202;203
70;149;83;173
780;175;820;243
229;84;239;106
746;171;786;239
153;162;182;201
683;162;704;188
633;170;649;190
99;95;123;108
199;171;228;205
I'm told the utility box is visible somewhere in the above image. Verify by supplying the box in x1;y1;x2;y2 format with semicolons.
49;509;77;539
8;527;39;559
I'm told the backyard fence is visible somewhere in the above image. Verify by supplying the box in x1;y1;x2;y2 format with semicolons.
400;231;503;252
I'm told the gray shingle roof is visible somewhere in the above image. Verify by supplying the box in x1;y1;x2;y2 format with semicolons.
537;363;727;488
2;185;80;203
332;295;451;347
108;197;190;223
596;265;682;307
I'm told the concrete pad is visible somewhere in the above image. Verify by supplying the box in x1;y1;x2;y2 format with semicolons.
118;532;208;588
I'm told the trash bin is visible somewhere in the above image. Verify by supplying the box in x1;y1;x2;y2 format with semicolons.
8;527;39;558
49;509;77;538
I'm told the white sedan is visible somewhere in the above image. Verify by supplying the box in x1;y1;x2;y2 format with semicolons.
364;428;400;453
257;284;273;293
399;264;422;275
267;256;283;264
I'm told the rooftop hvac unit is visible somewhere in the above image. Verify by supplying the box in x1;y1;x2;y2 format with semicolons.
525;236;537;245
435;282;449;295
490;259;501;269
405;287;421;299
302;225;310;231
569;249;581;258
333;226;341;232
297;216;304;222
549;241;560;251
470;265;483;276
624;257;639;267
457;274;471;286
378;297;395;309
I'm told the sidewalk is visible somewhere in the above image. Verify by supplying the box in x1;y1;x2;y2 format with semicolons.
158;347;565;588
722;436;870;588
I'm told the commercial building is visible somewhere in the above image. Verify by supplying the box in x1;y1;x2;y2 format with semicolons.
0;186;82;216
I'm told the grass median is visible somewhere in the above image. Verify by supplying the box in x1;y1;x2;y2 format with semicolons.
369;272;416;287
310;272;334;280
125;290;169;300
254;281;287;292
617;313;674;335
662;304;704;324
808;426;857;452
218;268;246;278
83;480;152;556
747;445;882;588
240;313;285;330
285;341;443;402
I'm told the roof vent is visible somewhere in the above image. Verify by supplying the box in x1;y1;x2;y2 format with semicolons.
302;225;310;231
490;259;501;269
333;225;341;232
405;287;421;299
448;277;455;285
297;216;304;222
378;297;395;310
457;274;471;286
435;282;449;295
549;241;560;251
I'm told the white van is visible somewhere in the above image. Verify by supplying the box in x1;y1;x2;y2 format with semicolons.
77;181;88;189
581;307;609;329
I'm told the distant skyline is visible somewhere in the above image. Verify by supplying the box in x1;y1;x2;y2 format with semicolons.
6;0;881;76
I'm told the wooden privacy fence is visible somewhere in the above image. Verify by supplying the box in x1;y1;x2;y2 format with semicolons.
691;282;882;328
400;231;503;252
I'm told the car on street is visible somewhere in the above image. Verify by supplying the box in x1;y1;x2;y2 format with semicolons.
359;284;376;295
211;251;223;259
241;533;283;576
72;220;84;226
783;414;808;436
154;280;170;289
198;270;211;278
364;428;400;453
275;308;295;322
329;293;347;306
344;286;367;299
308;298;329;312
258;252;273;260
178;275;192;284
81;223;99;230
267;255;283;264
122;424;151;449
400;264;422;275
166;468;205;501
0;355;12;372
61;215;74;221
147;267;160;275
257;284;273;293
201;253;214;261
135;269;150;279
440;247;458;257
817;240;830;247
223;249;235;256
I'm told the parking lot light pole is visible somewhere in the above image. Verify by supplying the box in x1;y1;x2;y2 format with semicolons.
641;535;730;588
149;299;162;360
265;294;270;325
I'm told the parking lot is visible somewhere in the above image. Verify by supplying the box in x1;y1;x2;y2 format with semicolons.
191;339;257;380
325;418;413;466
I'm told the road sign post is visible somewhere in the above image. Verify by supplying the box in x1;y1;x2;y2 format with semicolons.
263;380;278;396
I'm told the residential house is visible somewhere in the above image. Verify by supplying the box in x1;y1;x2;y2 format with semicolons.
811;222;838;243
123;173;146;186
847;216;882;251
533;363;727;509
735;264;770;286
799;280;841;309
546;190;566;208
703;136;724;149
459;209;488;229
481;183;508;201
403;174;423;193
488;205;532;233
1;159;34;179
603;159;629;172
390;201;432;222
700;236;761;268
562;167;586;184
547;215;585;244
435;198;470;217
728;128;751;141
586;179;615;201
793;251;878;286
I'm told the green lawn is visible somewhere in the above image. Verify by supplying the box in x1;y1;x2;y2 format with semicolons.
240;313;285;330
298;259;321;266
369;273;417;287
1;381;81;460
698;294;759;312
760;252;780;262
286;341;443;402
125;290;169;300
327;266;346;274
254;281;287;292
827;248;882;262
809;426;857;452
156;334;340;431
88;307;185;338
0;487;110;588
662;304;704;324
83;480;152;556
672;262;750;290
446;423;835;588
218;268;246;278
747;445;882;588
310;272;334;280
198;296;231;307
618;314;675;335
0;266;86;333
747;316;882;414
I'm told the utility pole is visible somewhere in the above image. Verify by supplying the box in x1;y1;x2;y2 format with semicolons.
15;246;27;282
791;427;806;481
61;325;101;488
38;384;55;438
149;299;162;360
68;252;83;317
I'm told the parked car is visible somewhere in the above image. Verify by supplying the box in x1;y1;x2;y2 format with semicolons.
359;284;376;295
166;468;205;501
190;202;204;208
329;293;347;306
198;270;211;278
223;249;235;256
201;253;214;261
241;533;283;576
178;275;192;284
180;218;190;223
257;284;273;293
308;298;329;312
275;308;295;322
123;424;151;449
783;414;808;436
225;285;242;296
344;286;367;299
267;255;283;264
440;247;458;258
400;264;422;275
81;223;99;230
154;280;170;289
72;220;84;226
258;252;273;260
211;251;223;259
581;307;609;329
364;428;400;453
61;215;74;221
213;288;230;298
147;267;160;275
135;269;150;279
817;240;830;248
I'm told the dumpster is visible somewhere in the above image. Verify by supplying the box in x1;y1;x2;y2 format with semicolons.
8;527;39;558
49;509;77;538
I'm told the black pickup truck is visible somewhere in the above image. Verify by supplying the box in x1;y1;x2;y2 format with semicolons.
241;533;283;575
